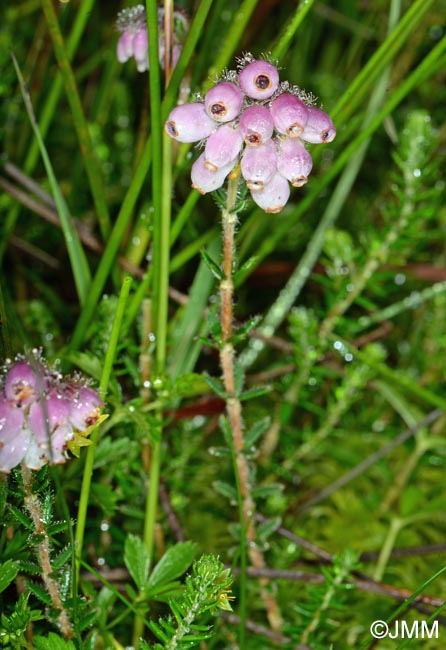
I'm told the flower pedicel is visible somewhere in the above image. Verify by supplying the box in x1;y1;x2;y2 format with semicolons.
164;54;336;213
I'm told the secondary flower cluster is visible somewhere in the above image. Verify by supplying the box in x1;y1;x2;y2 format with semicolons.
165;55;336;213
116;4;188;72
0;352;102;473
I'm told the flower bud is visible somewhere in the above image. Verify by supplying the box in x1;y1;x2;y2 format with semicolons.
204;82;244;123
239;59;279;100
133;29;149;72
204;125;243;172
239;105;274;146
270;93;309;138
250;172;290;213
191;153;235;194
165;103;216;143
300;107;336;144
276;137;313;187
241;140;277;191
117;29;134;63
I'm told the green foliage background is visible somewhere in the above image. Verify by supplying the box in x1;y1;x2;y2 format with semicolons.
0;1;445;649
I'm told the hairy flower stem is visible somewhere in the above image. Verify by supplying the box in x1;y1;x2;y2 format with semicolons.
219;176;281;633
21;465;74;639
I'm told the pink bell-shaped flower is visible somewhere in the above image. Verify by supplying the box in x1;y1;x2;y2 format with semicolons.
165;103;216;143
204;82;244;123
4;361;41;408
0;399;28;472
69;386;103;432
239;105;274;147
116;29;134;63
300;107;337;144
250;172;290;213
133;29;149;72
241;140;277;191
239;59;279;100
270;93;309;138
191;153;235;194
204;125;244;172
276;137;313;187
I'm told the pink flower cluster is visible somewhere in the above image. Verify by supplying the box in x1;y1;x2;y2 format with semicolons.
116;4;188;73
165;55;336;213
0;353;102;473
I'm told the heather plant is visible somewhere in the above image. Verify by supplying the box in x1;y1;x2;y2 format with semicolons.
1;1;445;650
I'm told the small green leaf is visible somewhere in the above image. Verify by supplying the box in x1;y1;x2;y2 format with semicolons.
234;315;261;339
203;374;226;398
233;256;258;282
213;481;237;501
257;516;282;541
9;506;33;530
148;541;197;590
124;534;150;590
52;546;73;571
0;560;19;594
234;361;245;395
33;632;77;650
200;249;224;280
174;373;209;398
26;582;52;606
244;417;271;447
251;483;283;499
219;416;233;447
239;385;271;401
208;446;231;458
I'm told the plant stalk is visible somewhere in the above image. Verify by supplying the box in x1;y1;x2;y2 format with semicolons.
219;176;282;634
22;465;74;639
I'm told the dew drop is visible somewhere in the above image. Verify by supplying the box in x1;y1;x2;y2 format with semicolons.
394;273;406;286
413;168;421;178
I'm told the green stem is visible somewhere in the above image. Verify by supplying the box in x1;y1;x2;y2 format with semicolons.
132;5;172;648
271;0;316;60
373;517;402;581
156;132;173;372
74;276;132;584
